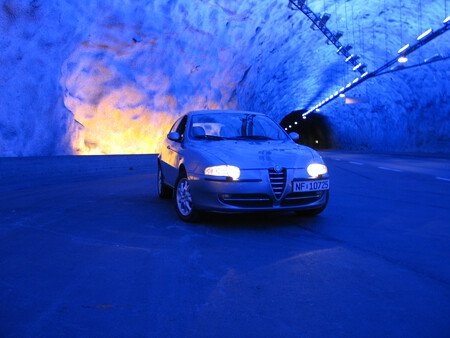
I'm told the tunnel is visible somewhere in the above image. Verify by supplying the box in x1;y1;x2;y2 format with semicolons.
280;110;334;149
1;1;449;155
1;1;450;336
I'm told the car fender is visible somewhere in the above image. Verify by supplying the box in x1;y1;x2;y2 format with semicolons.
181;146;226;178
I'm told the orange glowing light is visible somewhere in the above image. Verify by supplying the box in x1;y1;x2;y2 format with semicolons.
62;38;239;155
62;56;176;155
68;87;176;155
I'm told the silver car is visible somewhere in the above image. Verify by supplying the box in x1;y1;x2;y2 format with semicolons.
157;110;329;222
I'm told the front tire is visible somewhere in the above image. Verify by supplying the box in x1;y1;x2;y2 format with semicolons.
157;163;172;199
174;173;199;222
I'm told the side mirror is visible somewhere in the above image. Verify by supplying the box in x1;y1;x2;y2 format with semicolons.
167;131;181;142
289;132;300;141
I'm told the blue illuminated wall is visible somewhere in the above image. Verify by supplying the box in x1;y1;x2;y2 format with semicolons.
0;0;449;155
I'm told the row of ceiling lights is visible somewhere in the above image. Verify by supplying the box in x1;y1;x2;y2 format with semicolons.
396;21;447;63
291;14;450;125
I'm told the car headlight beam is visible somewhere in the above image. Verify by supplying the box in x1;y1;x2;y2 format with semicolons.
307;163;328;178
204;165;241;180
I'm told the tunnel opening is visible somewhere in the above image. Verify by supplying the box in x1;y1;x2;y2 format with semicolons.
280;110;334;150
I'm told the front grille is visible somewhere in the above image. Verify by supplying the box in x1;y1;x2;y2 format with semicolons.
281;191;324;207
269;168;287;199
220;194;272;208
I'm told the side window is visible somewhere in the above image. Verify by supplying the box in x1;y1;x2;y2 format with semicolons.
170;118;182;134
176;116;188;141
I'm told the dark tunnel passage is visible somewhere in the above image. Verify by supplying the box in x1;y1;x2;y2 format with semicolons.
280;110;334;150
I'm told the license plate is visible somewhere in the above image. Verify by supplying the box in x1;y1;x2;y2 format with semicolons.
292;180;329;192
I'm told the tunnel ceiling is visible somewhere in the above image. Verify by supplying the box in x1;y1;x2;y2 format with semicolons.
0;0;449;156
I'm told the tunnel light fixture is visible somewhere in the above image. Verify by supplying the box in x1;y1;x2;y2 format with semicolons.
397;44;410;54
346;83;352;88
353;78;359;84
398;56;408;63
339;93;346;98
361;71;369;78
390;64;405;71
284;128;288;131
337;44;352;55
303;115;307;119
353;63;363;71
339;87;345;92
334;91;339;96
444;16;450;24
417;28;432;40
345;54;354;62
294;121;298;125
424;54;443;63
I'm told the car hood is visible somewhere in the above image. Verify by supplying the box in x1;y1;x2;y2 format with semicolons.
195;140;315;169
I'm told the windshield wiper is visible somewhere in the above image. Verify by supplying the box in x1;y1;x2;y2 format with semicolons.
194;135;225;140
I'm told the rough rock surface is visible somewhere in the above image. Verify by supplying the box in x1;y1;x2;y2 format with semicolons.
0;0;449;155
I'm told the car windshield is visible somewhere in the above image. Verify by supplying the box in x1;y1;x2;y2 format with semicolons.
190;113;288;141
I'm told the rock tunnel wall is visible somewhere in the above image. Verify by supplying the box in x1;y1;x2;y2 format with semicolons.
0;0;449;156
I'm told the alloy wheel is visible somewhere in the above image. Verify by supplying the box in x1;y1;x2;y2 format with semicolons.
176;178;193;216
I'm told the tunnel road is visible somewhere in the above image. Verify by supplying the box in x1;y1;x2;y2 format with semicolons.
0;152;449;337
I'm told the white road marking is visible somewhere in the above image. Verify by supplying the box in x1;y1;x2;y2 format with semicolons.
378;166;402;172
349;161;363;165
436;177;450;182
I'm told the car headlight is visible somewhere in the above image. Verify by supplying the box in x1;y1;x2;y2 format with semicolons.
307;163;328;178
204;165;241;180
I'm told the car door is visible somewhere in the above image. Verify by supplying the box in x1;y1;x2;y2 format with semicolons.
160;117;181;184
164;115;188;185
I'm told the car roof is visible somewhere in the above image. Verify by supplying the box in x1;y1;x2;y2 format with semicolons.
187;110;266;116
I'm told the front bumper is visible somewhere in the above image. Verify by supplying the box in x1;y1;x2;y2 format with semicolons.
188;169;329;213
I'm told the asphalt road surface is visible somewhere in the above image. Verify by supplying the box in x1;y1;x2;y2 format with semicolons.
1;152;449;337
